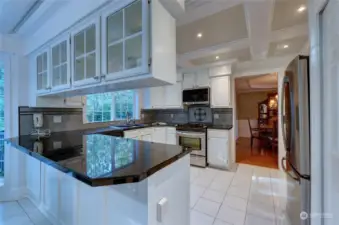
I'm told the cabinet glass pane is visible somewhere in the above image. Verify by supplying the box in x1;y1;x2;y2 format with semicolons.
74;57;85;81
107;10;123;44
125;35;142;69
125;0;142;37
74;32;85;57
53;67;60;86
60;41;67;63
42;72;48;89
52;45;60;66
86;25;96;53
42;52;47;71
60;64;67;85
86;53;96;78
37;74;42;90
37;55;42;73
107;43;123;73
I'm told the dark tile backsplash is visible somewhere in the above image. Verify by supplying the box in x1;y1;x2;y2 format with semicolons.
19;107;84;135
141;107;233;126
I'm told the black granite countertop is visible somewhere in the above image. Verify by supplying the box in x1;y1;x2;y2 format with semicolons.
207;125;233;130
6;130;190;187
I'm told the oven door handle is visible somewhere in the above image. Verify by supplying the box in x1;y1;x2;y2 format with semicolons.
176;131;205;137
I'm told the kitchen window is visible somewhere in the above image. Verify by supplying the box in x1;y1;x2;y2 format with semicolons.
85;90;136;123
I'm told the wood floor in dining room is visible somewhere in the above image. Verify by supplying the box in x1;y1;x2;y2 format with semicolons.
236;137;278;169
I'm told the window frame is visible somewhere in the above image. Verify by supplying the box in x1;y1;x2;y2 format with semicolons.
85;90;138;123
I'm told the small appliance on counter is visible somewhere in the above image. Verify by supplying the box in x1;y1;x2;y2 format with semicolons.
31;113;51;138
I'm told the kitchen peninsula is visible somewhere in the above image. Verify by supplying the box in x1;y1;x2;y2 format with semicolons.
6;130;190;225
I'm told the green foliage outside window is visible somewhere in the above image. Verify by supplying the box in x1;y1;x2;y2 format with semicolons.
86;90;134;122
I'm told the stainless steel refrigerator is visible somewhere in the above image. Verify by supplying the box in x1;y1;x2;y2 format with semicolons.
281;55;311;225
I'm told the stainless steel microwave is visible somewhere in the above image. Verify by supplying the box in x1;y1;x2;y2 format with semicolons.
182;88;210;105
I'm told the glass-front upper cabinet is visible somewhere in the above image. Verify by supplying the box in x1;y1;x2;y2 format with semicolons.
101;0;149;81
51;35;71;90
71;17;101;87
36;51;50;93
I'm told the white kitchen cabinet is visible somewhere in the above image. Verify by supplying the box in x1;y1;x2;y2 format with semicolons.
209;65;232;77
50;34;71;91
101;0;149;81
166;127;177;145
182;73;195;89
165;82;182;108
152;127;166;143
207;129;229;169
71;17;101;87
150;86;165;108
166;133;177;145
210;75;231;107
34;0;177;97
182;70;209;89
141;134;152;142
36;50;50;94
195;70;210;87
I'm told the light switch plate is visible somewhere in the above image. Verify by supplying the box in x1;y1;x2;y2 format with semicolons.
157;198;168;222
53;115;62;123
171;114;174;118
214;114;219;119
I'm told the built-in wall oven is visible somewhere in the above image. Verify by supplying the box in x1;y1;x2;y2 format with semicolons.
176;130;206;167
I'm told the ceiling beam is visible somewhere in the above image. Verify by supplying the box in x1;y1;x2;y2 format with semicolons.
176;0;243;26
176;22;308;68
244;0;275;60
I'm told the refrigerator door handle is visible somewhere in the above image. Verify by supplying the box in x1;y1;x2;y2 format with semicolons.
281;157;300;182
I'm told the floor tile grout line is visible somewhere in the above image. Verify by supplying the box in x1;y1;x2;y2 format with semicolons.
243;166;254;225
17;199;37;225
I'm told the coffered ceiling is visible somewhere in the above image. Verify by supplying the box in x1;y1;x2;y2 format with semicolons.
235;73;278;93
177;0;309;70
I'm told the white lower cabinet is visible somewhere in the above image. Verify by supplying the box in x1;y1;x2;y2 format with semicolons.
207;129;229;169
141;134;152;142
124;127;178;145
152;127;167;143
166;127;177;145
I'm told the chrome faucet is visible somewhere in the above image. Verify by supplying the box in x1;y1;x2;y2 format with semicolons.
125;111;134;124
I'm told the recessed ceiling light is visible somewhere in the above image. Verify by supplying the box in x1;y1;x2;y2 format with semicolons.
283;45;289;49
215;56;219;60
197;33;202;38
297;5;306;13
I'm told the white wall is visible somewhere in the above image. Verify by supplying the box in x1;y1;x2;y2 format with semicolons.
0;34;31;200
308;0;338;224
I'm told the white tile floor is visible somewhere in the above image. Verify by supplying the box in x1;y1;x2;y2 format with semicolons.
190;164;291;225
0;198;51;225
0;164;290;225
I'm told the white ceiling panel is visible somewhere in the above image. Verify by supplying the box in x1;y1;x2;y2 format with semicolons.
268;36;308;57
190;48;251;66
176;4;248;54
271;0;308;31
0;0;37;33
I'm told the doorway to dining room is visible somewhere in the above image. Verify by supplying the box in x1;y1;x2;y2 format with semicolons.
234;73;279;169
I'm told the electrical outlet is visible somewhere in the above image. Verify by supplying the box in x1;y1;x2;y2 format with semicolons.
53;141;62;149
214;114;219;119
53;115;62;123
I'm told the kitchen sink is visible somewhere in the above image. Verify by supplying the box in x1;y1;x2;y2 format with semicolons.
110;124;147;129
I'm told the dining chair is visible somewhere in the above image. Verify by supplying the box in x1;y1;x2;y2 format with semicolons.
248;119;264;150
269;120;278;154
